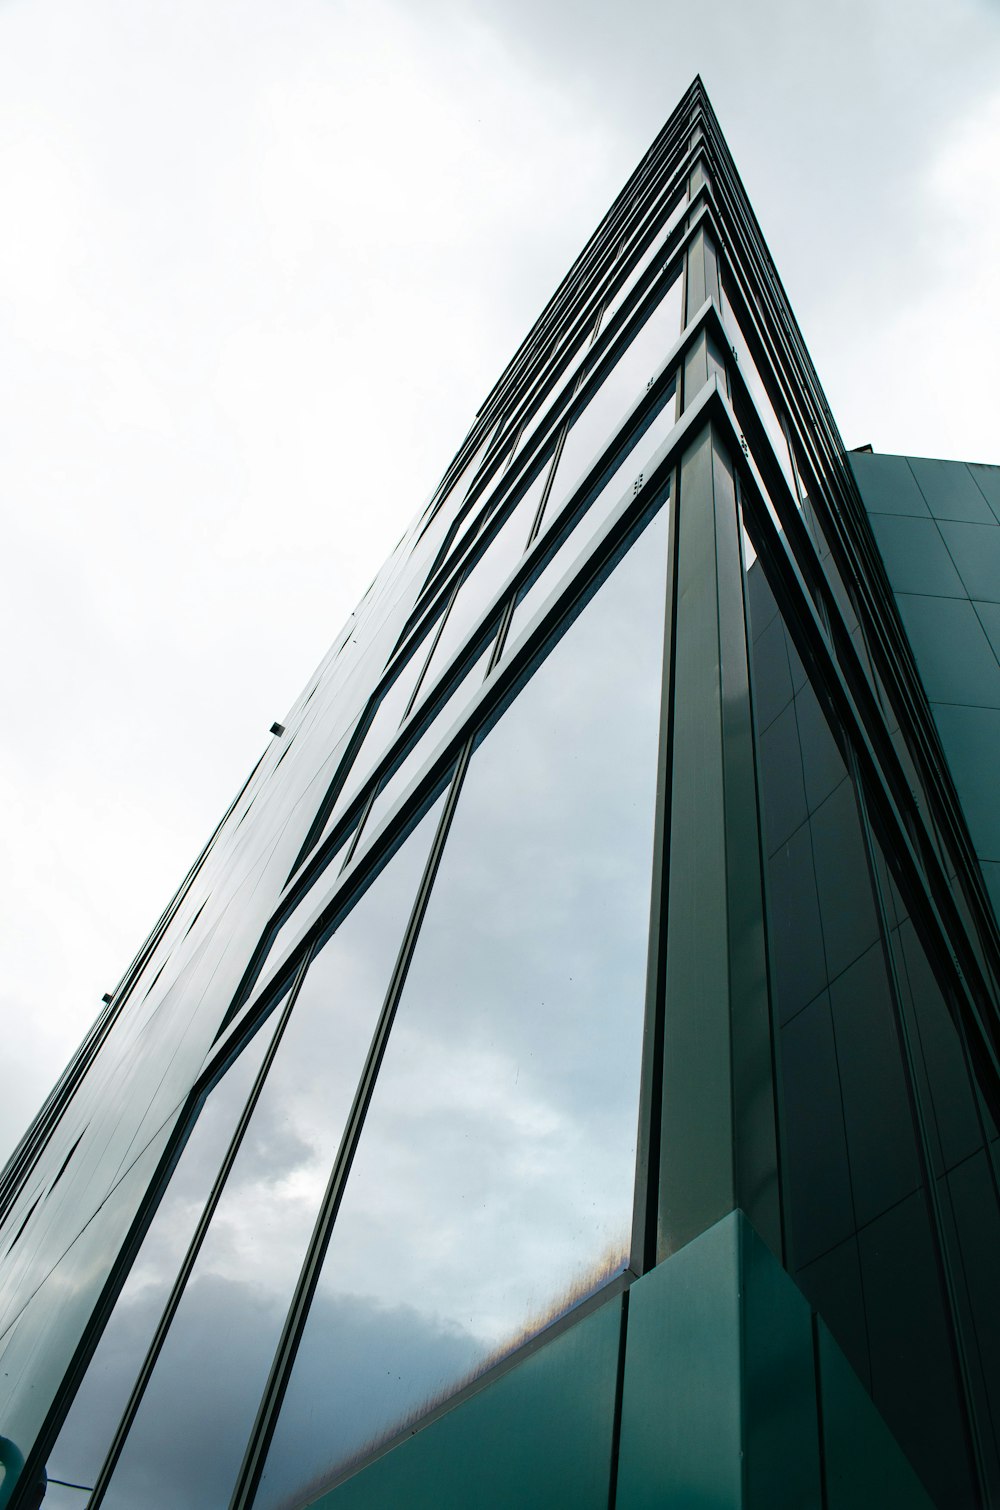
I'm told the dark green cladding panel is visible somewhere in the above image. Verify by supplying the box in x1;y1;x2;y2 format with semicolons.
617;1216;743;1509
851;450;1000;929
817;1320;935;1509
615;1212;820;1510
309;1296;621;1510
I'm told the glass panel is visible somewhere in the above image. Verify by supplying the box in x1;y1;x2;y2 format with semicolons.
410;475;544;709
536;375;676;548
353;647;493;863
543;273;682;525
601;192;687;325
429;425;494;524
743;543;980;1506
325;642;434;828
98;795;448;1510
0;1126;174;1510
44;1011;284;1501
429;452;551;612
877;847;1000;1500
256;503;670;1507
721;282;795;491
503;414;675;666
509;342;586;465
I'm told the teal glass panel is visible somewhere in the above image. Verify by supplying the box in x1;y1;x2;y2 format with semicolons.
908;457;995;524
617;1213;820;1510
858;1192;975;1507
744;547;981;1505
868;515;963;598
932;704;1000;859
256;504;670;1508
850;452;930;517
968;462;1000;525
895;594;1000;708
975;599;1000;664
98;796;447;1510
937;519;1000;604
817;1320;937;1509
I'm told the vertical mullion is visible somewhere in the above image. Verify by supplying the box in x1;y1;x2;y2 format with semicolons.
712;435;780;1258
657;423;732;1258
629;466;679;1275
229;744;473;1510
88;960;311;1509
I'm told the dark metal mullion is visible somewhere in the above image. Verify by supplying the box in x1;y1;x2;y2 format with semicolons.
337;781;380;875
525;422;568;547
285;696;381;883
87;956;311;1509
398;203;702;656
229;744;473;1510
400;573;463;725
227;383;714;1087
629;463;679;1275
487;589;520;672
854;767;990;1504
732;478;789;1269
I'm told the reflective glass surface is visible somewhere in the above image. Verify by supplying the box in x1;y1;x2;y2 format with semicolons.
510;331;593;464
99;797;447;1510
352;647;493;864
504;420;674;668
44;1012;283;1500
543;273;682;528
407;478;540;711
323;643;433;831
0;1126;175;1505
601;193;687;326
721;281;794;491
256;503;670;1507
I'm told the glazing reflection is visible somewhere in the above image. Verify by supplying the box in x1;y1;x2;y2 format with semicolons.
98;795;447;1510
544;273;681;529
44;1009;283;1500
256;503;669;1508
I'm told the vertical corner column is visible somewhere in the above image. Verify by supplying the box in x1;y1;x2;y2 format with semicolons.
682;225;721;408
656;419;780;1263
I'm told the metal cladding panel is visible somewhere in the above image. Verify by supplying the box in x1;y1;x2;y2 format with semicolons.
616;1211;819;1510
817;1320;936;1510
307;1298;621;1510
852;450;1000;926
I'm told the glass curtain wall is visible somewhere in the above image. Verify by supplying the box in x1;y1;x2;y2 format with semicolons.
40;425;675;1506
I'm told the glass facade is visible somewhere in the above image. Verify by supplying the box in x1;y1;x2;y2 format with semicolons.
0;78;998;1510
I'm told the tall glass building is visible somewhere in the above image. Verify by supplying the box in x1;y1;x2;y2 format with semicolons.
1;77;998;1510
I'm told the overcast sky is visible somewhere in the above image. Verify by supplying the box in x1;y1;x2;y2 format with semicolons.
1;0;999;1167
